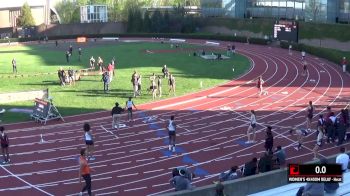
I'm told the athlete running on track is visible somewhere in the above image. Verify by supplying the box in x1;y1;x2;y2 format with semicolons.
289;127;308;151
126;97;137;122
256;76;266;97
83;123;95;160
79;148;94;196
306;101;315;131
313;115;325;160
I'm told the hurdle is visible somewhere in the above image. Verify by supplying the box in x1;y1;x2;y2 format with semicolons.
169;38;186;43
101;37;119;41
205;41;220;46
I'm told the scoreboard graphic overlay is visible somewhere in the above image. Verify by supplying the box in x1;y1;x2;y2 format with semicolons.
273;20;299;42
288;164;343;183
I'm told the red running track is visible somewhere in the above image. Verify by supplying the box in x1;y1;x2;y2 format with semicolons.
0;38;350;196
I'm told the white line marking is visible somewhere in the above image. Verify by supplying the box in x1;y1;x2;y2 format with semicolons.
117;173;139;178
152;183;169;187
130;148;148;153
0;165;54;196
96;191;119;196
107;151;125;156
111;161;131;166
143;169;164;174
124;186;148;192
136;158;155;162
237;153;253;158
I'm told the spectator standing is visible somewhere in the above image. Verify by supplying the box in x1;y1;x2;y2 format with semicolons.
111;102;124;130
137;74;142;96
341;57;347;73
97;57;103;72
326;112;336;144
336;147;349;173
0;127;10;164
169;74;176;96
264;126;273;152
131;71;139;97
12;58;17;74
243;157;258;176
58;67;66;86
158;76;162;98
68;67;75;85
55;40;58;47
69;45;73;55
78;47;82;62
89;56;95;69
167;115;177;152
79;148;93;196
274;146;286;167
125;97;137;122
215;182;227;196
313;115;325;159
102;71;110;93
336;110;347;146
66;50;70;63
246;110;257;143
162;64;169;78
107;63;113;82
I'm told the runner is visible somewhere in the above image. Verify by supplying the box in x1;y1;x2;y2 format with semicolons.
169;74;176;96
256;76;265;97
289;127;309;151
83;123;95;160
137;74;142;96
301;50;306;61
79;148;93;196
162;64;169;78
125;97;137;122
341;57;347;73
313;115;325;160
246;110;257;143
326;112;336;144
302;61;308;76
151;78;157;100
158;76;162;98
0;127;10;164
89;56;95;69
306;101;315;131
111;102;124;130
167;115;177;152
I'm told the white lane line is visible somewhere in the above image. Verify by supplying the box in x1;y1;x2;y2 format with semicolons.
236;153;253;158
124;186;148;192
94;176;113;181
203;147;220;152
100;125;118;139
123;140;141;144
111;161;131;166
192;139;209;144
130;148;148;153
59;147;77;151
202;129;217;133
103;143;120;146
223;144;239;149
118;132;135;136
95;191;119;196
0;165;54;196
36;171;58;175
152;183;169;187
136;158;155;162
215;157;232;162
62;167;79;172
143;169;164;174
107;151;125;156
212;137;227;141
117;173;139;178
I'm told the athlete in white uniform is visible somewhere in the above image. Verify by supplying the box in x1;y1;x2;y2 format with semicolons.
246;110;257;143
83;123;95;160
126;97;137;122
167;116;177;152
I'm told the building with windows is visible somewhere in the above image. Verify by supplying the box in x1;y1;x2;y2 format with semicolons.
80;5;108;23
0;0;60;28
200;0;350;23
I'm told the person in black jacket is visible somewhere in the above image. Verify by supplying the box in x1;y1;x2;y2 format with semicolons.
337;110;347;146
111;102;124;129
258;151;273;173
243;157;258;176
264;126;273;152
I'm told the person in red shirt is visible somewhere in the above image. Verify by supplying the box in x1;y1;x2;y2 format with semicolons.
341;57;347;73
79;148;93;196
107;63;113;82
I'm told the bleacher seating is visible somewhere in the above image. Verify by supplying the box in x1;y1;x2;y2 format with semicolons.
248;172;350;196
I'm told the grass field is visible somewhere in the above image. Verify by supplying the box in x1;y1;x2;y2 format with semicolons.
0;41;250;123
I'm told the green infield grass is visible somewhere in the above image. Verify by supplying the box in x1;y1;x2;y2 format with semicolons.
0;41;250;123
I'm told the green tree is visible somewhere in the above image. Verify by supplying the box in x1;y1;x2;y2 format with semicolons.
17;2;35;27
55;1;79;24
143;11;152;32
